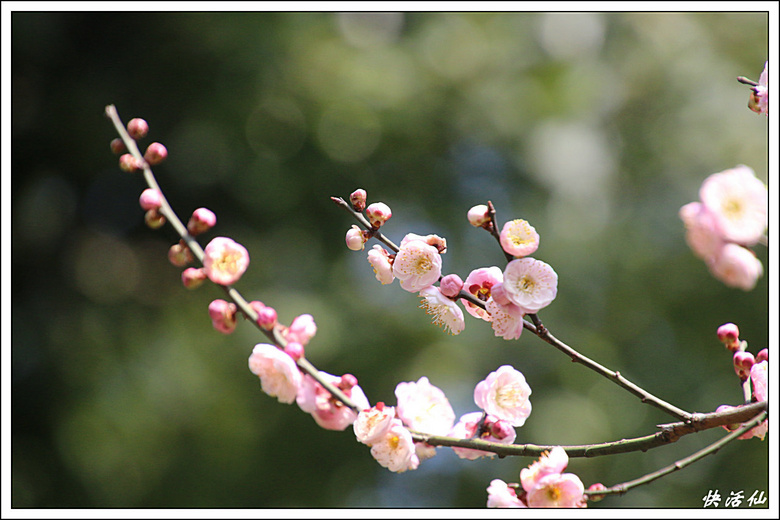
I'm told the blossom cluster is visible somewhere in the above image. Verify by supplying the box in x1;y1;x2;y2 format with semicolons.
679;165;767;290
353;366;531;473
342;189;559;339
487;447;589;508
714;323;769;440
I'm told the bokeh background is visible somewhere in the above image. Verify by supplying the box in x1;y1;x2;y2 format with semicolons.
10;11;770;509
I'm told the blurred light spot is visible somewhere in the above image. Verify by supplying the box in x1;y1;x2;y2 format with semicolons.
538;13;605;60
336;12;405;49
14;173;77;248
68;231;140;304
166;120;233;187
420;14;489;80
316;101;381;163
245;97;306;160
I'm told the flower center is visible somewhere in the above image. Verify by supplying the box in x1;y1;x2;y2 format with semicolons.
496;383;524;408
516;275;535;293
217;251;240;273
414;257;432;274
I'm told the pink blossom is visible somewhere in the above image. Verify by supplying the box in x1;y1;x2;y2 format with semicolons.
733;351;755;381
367;245;394;284
369;418;420;473
296;372;370;431
418;286;465;335
202;236;250;286
345;225;366;251
474;365;532;427
707;243;763;291
354;403;396;445
502;258;558;314
699;165;767;246
467;204;490;228
717;323;740;351
679;201;724;261
449;412;516;460
187;207;217;236
395;376;455;435
284;314;317;346
716;404;768;440
392;237;442;293
462;267;503;321
751;360;767;402
399;232;447;253
750;61;768;115
248;343;302;404
499;219;540;258
487;479;525;508
439;273;464;298
520;446;569;492
208;299;237;334
525;472;585;508
485;298;526;340
756;348;768;363
350;188;367;212
365;202;392;228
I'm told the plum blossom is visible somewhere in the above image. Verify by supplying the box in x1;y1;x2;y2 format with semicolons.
485;297;525;340
367;245;394;284
399;232;447;253
369;418;420;473
365;202;392;228
751;360;767;402
202;236;250;286
699;165;767;246
747;61;768;115
499;219;540;258
716;404;768;441
395;376;455;435
502;258;558;314
354;403;396;445
393;236;442;292
487;479;525;508
520;446;569;492
248;343;302;404
284;314;317;346
462;267;503;321
708;242;764;291
449;412;516;460
474;365;532;427
296;371;369;431
679;201;724;262
418;286;465;335
521;447;586;508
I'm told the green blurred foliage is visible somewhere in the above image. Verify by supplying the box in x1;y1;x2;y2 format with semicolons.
11;11;769;509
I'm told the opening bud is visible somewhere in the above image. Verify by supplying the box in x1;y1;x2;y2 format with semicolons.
346;225;368;251
467;204;490;227
756;348;768;363
168;242;194;267
733;351;755;381
187;207;217;236
350;188;367;212
144;142;168;165
284;341;305;361
144;209;166;229
119;153;141;172
717;323;740;351
181;267;207;289
208;299;238;334
366;202;392;228
127;118;149;140
256;306;278;331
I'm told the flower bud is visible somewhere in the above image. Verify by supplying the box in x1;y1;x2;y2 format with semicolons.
467;204;490;227
144;142;168;165
586;483;608;502
144;209;166;228
366;202;392;228
119;153;141;172
168;242;194;267
256;306;278;331
487;418;515;441
346;225;367;251
756;348;768;363
350;188;367;212
208;299;237;334
187;207;217;236
284;341;305;361
439;273;464;298
733;351;755;381
338;373;358;392
181;267;207;289
139;188;163;211
490;283;512;306
110;138;127;155
717;323;740;352
127;118;149;140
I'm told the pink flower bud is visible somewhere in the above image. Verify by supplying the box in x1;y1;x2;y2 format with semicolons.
350;188;367;212
487;418;515;441
284;341;305;361
345;225;367;251
586;483;608;502
181;267;207;289
256;306;278;331
338;373;358;392
208;299;237;334
119;153;141;172
144;208;166;228
467;204;490;227
187;207;217;236
439;273;464;298
366;202;392;228
717;323;740;351
139;188;163;211
733;351;755;381
248;300;266;316
127;118;149;140
756;348;768;363
110;138;127;155
168;242;194;267
144;142;168;165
